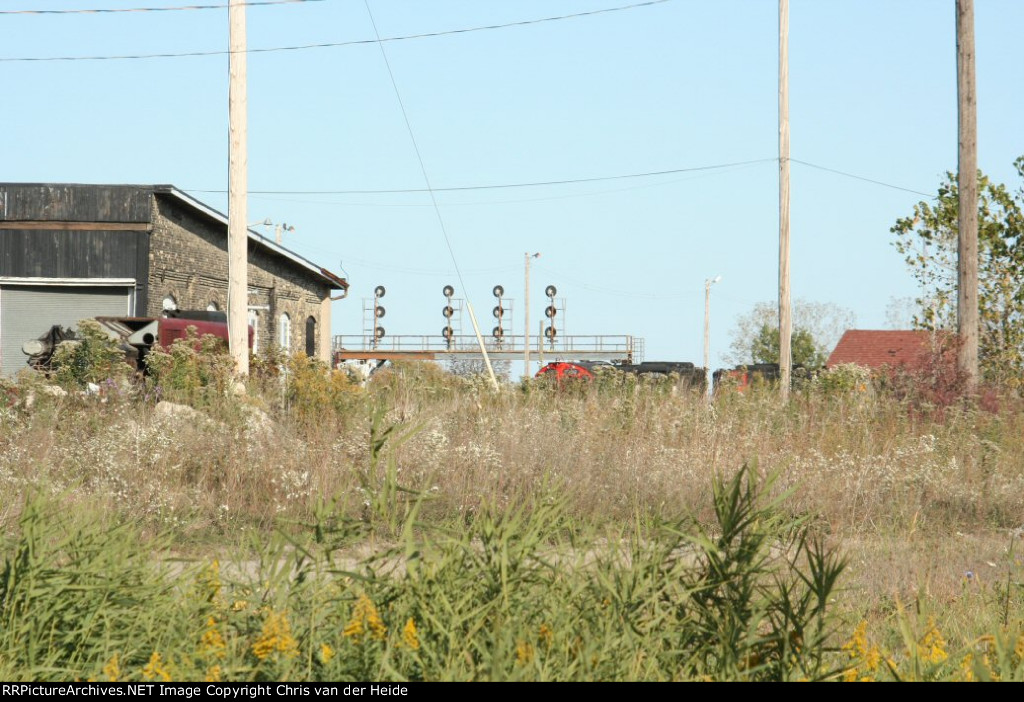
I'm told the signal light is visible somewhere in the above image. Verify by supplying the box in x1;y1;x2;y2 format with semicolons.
374;326;386;339
374;285;386;298
443;285;455;298
442;327;453;340
375;306;386;318
493;285;504;298
493;305;504;319
492;326;504;340
545;285;557;298
442;306;454;318
545;306;556;318
544;326;557;339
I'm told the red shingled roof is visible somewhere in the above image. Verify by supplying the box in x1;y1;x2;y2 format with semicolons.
826;330;936;369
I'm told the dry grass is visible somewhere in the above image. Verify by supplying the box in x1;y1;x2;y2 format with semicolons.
2;360;1024;678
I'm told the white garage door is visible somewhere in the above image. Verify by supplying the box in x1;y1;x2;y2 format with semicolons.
1;284;133;376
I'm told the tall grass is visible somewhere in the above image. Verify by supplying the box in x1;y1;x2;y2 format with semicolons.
2;355;1024;679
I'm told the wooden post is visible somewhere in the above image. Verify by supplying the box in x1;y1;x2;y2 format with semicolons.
778;0;792;400
957;0;979;391
228;0;249;376
524;253;531;377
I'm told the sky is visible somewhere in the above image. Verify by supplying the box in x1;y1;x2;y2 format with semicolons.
3;0;1023;374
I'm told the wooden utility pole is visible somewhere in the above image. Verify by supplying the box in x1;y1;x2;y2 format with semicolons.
957;0;979;391
227;0;249;376
704;276;720;402
778;0;792;400
524;253;538;377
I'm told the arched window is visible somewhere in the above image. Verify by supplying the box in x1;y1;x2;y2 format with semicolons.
162;295;178;313
248;309;260;354
206;301;219;312
305;316;316;357
279;313;291;352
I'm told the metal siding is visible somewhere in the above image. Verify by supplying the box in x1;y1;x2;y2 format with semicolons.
0;230;143;279
0;185;152;223
0;285;132;376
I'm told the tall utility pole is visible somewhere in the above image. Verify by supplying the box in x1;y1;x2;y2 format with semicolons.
778;0;792;401
704;276;721;401
227;0;249;376
524;252;540;377
957;0;979;392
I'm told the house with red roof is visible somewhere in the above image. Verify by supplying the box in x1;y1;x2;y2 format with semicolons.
826;330;940;369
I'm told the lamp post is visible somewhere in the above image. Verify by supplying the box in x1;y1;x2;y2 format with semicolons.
524;252;541;378
704;276;721;400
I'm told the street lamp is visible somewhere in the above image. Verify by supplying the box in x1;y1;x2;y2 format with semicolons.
524;252;541;377
704;275;721;400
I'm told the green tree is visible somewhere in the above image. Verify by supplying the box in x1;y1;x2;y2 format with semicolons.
891;157;1024;384
725;299;854;368
750;324;827;369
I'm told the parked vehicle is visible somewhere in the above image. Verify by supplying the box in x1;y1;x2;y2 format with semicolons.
535;360;706;391
21;310;252;373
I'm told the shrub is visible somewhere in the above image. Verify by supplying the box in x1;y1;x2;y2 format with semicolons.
145;328;235;406
50;319;131;388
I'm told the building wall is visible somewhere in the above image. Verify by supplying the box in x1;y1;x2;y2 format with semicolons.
0;184;152;311
147;195;331;361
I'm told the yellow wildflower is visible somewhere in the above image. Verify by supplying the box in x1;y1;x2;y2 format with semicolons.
251;609;300;660
320;643;335;663
102;654;120;682
401;618;420;651
515;640;534;665
842;620;882;681
959;652;976;682
142;652;172;682
231;600;249;613
1015;634;1024;663
917;617;948;664
205;665;222;682
200;616;227;659
198;560;223;603
538;624;553;650
343;594;387;643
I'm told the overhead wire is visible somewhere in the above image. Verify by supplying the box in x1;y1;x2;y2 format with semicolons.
360;0;498;386
0;0;319;15
0;0;673;62
187;158;777;196
791;158;932;197
190;157;931;202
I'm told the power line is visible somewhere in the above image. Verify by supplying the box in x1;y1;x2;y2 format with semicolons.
190;157;934;201
791;158;932;197
244;162;767;208
186;158;777;196
0;0;319;15
0;0;673;62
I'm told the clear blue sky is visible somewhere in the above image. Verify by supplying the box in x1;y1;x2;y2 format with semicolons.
4;0;1023;371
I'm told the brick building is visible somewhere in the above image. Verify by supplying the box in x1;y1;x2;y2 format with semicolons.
0;183;348;375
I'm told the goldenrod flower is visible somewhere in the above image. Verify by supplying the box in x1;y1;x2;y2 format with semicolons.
205;665;222;682
842;621;882;681
320;643;335;663
251;609;300;660
401;618;420;651
343;594;387;643
142;652;172;682
515;640;534;665
102;654;120;682
200;616;227;659
198;560;223;603
538;624;553;650
917;617;948;664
